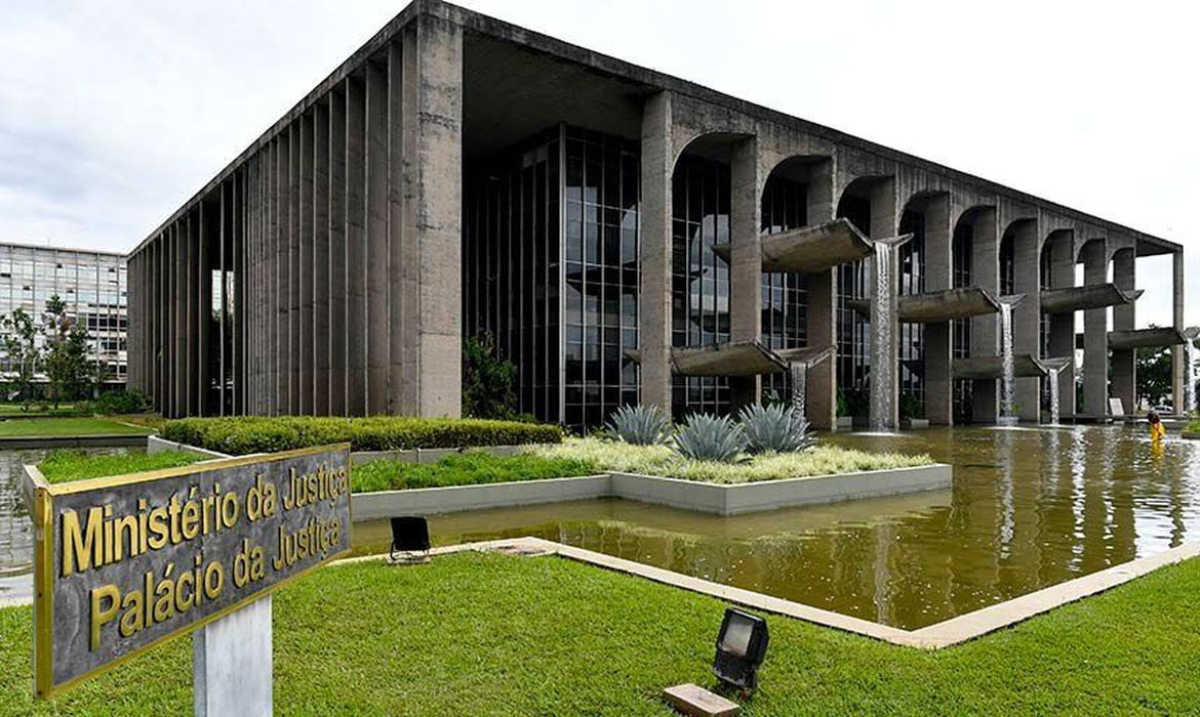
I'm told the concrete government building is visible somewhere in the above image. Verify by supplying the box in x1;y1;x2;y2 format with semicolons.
125;0;1188;430
0;242;128;387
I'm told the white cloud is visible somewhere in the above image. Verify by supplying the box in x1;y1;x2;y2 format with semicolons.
1;0;1195;327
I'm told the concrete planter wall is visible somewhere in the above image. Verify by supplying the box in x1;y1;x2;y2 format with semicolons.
147;435;234;459
351;475;612;521
145;436;951;520
351;464;952;520
1183;432;1200;440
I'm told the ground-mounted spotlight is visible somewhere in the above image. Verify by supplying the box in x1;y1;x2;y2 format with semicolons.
712;607;769;693
388;516;431;565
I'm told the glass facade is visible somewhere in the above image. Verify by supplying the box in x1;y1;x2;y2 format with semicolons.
759;175;808;402
0;243;127;385
463;125;639;430
671;155;731;418
836;196;872;417
898;210;926;417
952;223;973;421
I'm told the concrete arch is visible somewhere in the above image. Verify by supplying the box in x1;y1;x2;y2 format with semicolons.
670;131;753;174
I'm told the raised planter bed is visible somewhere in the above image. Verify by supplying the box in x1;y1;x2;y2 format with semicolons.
1182;432;1200;440
143;437;952;520
0;433;148;449
351;463;952;519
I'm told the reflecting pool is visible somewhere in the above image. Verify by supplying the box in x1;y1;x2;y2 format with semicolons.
355;426;1200;629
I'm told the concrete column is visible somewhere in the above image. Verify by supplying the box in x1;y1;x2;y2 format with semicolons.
313;101;331;415
275;134;290;415
639;92;673;414
1110;248;1136;415
805;159;836;431
289;124;302;415
923;196;952;425
1081;239;1108;416
388;41;406;416
345;76;369;416
329;85;349;416
218;185;227;415
729;136;761;411
869;178;899;429
968;209;998;424
202;203;216;416
365;60;390;415
187;211;199;417
1011;220;1041;422
1046;232;1076;418
299;114;315;415
1173;249;1186;412
173;221;186;417
398;15;463;417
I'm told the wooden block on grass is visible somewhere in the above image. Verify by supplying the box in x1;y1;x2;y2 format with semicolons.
662;683;740;717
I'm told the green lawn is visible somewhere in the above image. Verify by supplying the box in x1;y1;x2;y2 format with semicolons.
0;417;152;438
37;450;205;483
3;552;1200;715
352;452;597;492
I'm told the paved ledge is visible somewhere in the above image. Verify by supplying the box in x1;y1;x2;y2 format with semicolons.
351;475;612;522
0;434;149;449
351;464;951;519
147;435;237;459
374;536;1200;651
1182;431;1199;440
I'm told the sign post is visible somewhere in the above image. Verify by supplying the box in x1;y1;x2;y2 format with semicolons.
30;444;352;712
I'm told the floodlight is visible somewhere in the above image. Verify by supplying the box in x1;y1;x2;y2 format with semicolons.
712;607;769;692
389;516;430;564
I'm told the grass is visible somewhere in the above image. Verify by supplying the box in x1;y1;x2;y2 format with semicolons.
2;551;1200;715
1185;419;1200;434
0;417;152;437
37;449;206;483
533;437;934;483
351;451;597;493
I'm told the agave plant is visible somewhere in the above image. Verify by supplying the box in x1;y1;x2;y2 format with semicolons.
672;413;748;463
738;402;815;454
606;404;672;445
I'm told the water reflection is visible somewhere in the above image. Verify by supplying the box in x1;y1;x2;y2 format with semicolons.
0;447;145;602
355;426;1200;629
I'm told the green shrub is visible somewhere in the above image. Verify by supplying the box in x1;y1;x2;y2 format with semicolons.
39;449;205;483
738;403;814;454
351;451;597;493
673;414;747;463
606;404;672;445
535;437;934;484
160;416;563;455
92;390;150;415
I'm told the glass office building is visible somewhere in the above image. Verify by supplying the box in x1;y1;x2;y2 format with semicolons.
0;242;127;386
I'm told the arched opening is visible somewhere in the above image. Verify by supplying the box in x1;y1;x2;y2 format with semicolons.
896;192;940;421
834;176;890;421
669;133;749;419
1040;229;1075;417
758;156;828;403
950;206;994;423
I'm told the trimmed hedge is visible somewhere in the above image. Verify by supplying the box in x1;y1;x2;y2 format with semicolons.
159;416;563;455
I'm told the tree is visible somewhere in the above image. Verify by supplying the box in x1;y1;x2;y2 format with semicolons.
462;333;517;420
1;307;41;408
42;294;95;408
1137;344;1173;407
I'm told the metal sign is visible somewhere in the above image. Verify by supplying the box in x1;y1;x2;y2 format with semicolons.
31;444;352;698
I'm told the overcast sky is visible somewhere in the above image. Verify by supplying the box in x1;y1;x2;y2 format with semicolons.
1;0;1194;327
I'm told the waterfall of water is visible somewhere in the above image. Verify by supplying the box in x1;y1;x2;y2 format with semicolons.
1049;369;1061;425
999;301;1015;421
869;243;894;432
789;362;808;432
1187;339;1198;414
